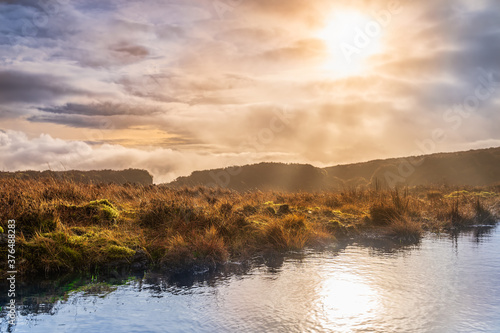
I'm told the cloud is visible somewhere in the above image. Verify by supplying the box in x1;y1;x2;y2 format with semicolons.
0;70;84;103
37;102;160;116
26;113;117;129
0;130;299;183
1;0;500;181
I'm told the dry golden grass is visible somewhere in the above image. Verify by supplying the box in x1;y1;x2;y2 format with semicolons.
0;178;498;276
387;216;423;242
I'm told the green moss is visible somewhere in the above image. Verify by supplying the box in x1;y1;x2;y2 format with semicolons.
105;245;135;260
58;200;119;225
445;190;469;198
19;229;135;274
90;199;114;208
476;191;497;198
70;226;87;235
328;219;345;229
60;245;83;263
87;200;119;220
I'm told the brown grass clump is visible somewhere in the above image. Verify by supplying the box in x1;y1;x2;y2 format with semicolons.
160;229;229;271
192;227;229;264
369;203;399;225
387;216;423;242
263;215;309;250
434;196;496;229
369;189;421;225
262;214;332;250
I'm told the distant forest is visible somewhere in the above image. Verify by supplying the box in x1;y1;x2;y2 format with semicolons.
169;147;500;191
0;169;153;185
3;147;499;191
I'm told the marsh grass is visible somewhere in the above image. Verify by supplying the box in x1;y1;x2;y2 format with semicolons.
0;178;498;276
387;215;423;242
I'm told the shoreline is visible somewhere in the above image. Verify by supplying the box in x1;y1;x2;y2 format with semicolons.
1;224;497;308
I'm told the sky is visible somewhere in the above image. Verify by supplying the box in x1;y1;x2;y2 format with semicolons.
1;0;500;183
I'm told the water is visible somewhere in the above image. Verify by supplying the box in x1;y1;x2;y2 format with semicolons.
2;226;500;332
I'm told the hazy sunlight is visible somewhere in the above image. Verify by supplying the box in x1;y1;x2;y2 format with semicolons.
316;10;385;77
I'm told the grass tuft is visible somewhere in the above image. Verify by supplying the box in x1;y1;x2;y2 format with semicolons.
387;215;423;242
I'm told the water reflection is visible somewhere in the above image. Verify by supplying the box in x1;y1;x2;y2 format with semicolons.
472;225;495;242
319;273;379;331
2;226;499;332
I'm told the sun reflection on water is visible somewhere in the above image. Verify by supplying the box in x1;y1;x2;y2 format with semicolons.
317;272;380;331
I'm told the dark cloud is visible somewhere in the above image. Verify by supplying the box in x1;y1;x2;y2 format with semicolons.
37;102;159;117
28;102;168;129
0;70;84;103
111;42;149;58
27;114;116;129
67;41;151;69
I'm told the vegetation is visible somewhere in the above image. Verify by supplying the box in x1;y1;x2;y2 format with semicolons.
0;178;498;277
170;147;500;191
0;169;153;185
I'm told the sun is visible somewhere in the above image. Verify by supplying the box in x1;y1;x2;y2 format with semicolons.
316;10;385;77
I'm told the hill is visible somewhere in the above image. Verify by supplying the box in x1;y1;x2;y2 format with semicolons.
168;147;500;191
0;169;153;185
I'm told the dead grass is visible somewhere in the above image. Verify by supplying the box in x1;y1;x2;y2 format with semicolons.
387;215;423;242
0;178;498;276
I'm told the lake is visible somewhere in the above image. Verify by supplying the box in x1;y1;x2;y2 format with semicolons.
2;226;500;332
